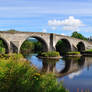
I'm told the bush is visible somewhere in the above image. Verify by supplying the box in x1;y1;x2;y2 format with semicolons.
8;29;17;34
0;48;5;54
0;54;67;92
85;49;92;52
0;40;6;54
38;51;60;57
66;52;80;55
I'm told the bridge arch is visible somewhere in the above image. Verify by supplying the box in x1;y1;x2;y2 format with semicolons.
55;38;72;55
19;36;49;53
77;41;85;52
0;37;10;53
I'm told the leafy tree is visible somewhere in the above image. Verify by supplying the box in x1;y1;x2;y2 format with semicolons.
0;40;5;54
8;29;17;33
56;40;70;55
71;31;88;40
20;40;43;55
20;40;35;55
0;40;4;47
34;41;43;53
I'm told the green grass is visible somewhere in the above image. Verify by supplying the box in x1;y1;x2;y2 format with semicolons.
38;51;60;57
85;49;92;52
66;52;80;55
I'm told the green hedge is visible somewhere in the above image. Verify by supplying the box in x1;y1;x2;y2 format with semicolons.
0;54;67;92
38;51;60;57
66;52;80;55
85;49;92;52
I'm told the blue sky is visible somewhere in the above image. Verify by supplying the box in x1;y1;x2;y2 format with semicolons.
0;0;92;37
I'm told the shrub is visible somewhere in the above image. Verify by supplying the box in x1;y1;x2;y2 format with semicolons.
0;47;5;54
38;51;60;57
8;29;17;34
0;54;67;92
85;49;92;52
66;52;80;55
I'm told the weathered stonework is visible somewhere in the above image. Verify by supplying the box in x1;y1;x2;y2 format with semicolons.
0;31;92;53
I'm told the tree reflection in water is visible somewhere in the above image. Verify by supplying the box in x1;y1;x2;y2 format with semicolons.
41;59;59;73
41;56;86;77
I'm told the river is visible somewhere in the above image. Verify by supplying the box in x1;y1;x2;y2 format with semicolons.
26;54;92;92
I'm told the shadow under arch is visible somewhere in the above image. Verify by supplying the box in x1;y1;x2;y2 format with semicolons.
0;37;9;54
77;56;85;68
55;38;72;56
20;36;48;53
59;58;72;73
77;41;85;52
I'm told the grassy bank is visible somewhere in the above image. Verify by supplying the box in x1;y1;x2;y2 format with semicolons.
38;51;60;57
85;49;92;52
0;54;67;92
66;52;81;56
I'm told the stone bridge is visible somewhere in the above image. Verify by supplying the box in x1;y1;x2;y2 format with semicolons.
0;31;92;53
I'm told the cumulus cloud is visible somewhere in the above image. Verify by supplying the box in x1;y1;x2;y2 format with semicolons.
68;70;82;79
48;16;85;31
61;33;65;35
42;29;47;33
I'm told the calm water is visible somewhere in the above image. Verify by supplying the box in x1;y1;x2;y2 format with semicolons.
26;54;92;92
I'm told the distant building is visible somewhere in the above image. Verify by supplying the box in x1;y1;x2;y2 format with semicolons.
88;36;92;41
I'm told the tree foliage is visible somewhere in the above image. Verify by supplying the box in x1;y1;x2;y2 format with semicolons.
8;29;17;33
56;40;71;55
0;54;68;92
71;31;88;40
20;40;43;55
20;40;35;54
34;41;43;53
0;40;5;54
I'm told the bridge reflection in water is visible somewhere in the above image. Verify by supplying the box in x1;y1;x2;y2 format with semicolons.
27;54;92;92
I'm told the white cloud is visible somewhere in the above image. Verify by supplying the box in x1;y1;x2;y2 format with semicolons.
61;33;65;35
68;70;82;79
42;29;47;33
48;16;85;31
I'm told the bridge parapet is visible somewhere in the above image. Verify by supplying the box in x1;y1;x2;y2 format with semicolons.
0;32;91;53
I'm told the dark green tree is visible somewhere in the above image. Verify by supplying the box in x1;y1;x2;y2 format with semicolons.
56;40;71;55
8;29;17;33
20;40;35;55
71;31;88;40
20;40;43;55
34;41;43;53
0;40;5;54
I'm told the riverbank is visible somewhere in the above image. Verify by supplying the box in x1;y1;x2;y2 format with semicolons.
81;50;92;56
0;53;67;92
65;52;81;56
38;56;62;59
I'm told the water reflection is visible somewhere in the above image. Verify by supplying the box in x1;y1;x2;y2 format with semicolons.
58;56;92;92
58;56;85;77
26;54;92;92
27;54;92;76
41;59;58;73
